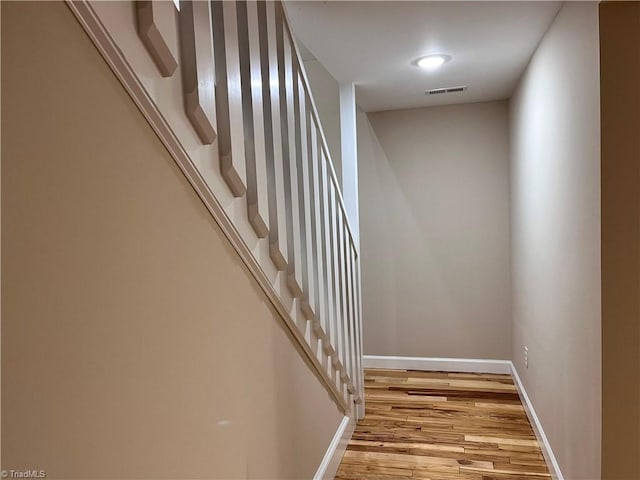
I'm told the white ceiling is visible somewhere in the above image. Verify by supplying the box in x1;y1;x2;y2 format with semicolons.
286;1;561;112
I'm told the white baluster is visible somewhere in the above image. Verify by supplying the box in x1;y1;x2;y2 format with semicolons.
259;1;288;270
344;232;356;394
298;76;317;324
348;243;357;397
275;5;303;297
354;253;364;408
319;149;336;359
212;0;247;197
178;0;216;144
293;64;311;309
237;1;269;237
337;212;351;385
137;0;178;77
306;114;327;340
330;185;345;375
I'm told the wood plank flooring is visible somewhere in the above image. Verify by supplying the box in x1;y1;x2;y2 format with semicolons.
336;369;550;480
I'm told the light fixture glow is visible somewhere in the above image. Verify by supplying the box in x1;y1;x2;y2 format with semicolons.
415;54;450;70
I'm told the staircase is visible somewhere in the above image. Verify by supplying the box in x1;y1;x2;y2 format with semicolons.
68;0;364;417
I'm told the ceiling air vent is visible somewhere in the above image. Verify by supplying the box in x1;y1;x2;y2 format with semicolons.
425;86;468;95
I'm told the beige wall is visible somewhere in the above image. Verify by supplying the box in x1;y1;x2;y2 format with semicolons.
509;3;601;479
600;2;640;479
358;101;512;359
1;2;341;478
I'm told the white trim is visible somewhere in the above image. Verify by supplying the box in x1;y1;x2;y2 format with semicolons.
510;363;564;480
363;355;512;374
313;415;356;480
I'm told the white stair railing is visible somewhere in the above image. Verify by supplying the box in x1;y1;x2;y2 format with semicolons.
69;0;364;414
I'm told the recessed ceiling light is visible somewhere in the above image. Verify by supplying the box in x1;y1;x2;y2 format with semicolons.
415;54;451;70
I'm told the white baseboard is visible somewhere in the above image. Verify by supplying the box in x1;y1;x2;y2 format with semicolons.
313;415;356;480
363;355;512;374
510;363;564;480
362;355;563;480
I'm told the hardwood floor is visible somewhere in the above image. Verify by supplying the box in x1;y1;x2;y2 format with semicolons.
336;369;550;480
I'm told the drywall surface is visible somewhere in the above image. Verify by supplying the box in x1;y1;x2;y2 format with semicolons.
1;2;341;478
509;3;601;479
600;2;640;479
358;101;512;359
